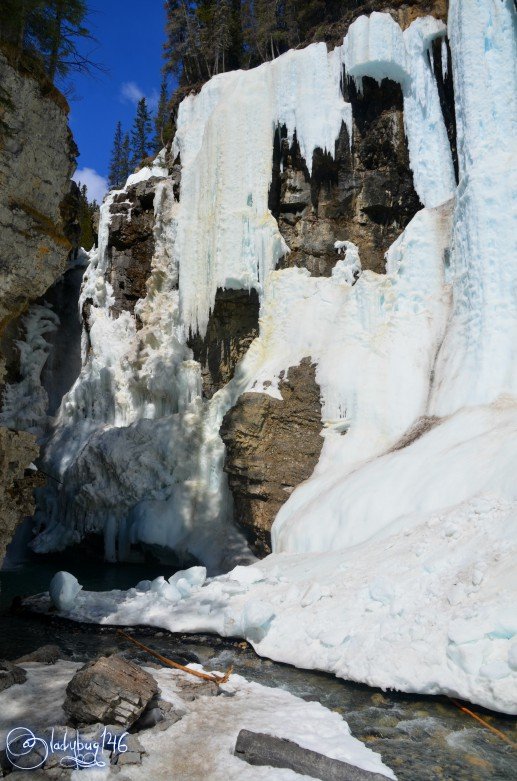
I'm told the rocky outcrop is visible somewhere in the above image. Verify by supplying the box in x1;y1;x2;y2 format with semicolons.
0;428;44;564
108;178;159;318
220;359;323;555
0;47;77;566
0;48;77;356
188;288;260;398
272;77;422;276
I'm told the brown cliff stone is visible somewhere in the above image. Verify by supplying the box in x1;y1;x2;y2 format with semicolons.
188;288;260;398
220;358;323;555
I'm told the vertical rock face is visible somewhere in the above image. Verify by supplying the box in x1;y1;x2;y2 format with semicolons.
220;359;323;555
272;77;422;276
188;288;260;399
0;428;44;565
0;49;77;348
108;179;159;318
0;47;77;565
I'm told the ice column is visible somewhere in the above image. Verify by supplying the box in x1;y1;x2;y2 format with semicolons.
430;0;517;414
343;12;456;208
173;43;352;337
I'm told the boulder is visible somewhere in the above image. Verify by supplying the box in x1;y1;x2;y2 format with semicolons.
63;655;158;727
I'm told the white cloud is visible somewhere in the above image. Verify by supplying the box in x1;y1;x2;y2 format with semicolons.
73;167;108;203
120;80;145;105
120;81;159;112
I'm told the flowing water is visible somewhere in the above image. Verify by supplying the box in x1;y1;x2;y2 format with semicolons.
1;558;516;781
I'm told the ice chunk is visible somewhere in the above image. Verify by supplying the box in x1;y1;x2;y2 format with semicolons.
49;571;82;611
343;12;409;85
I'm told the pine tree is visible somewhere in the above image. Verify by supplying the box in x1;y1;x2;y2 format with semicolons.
108;120;124;189
130;97;153;167
153;76;173;153
121;133;132;182
0;1;100;86
76;183;95;249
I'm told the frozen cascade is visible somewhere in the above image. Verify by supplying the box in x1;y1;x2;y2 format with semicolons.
343;12;456;208
173;42;352;337
32;9;459;570
25;4;517;713
430;0;517;414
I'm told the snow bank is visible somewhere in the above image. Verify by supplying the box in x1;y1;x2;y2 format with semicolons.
0;662;394;780
52;462;517;714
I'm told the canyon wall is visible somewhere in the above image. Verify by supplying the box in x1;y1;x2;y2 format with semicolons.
0;47;77;564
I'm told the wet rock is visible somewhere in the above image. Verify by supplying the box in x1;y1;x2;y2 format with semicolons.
235;729;391;780
63;655;158;727
14;644;61;665
188;288;260;398
221;358;323;555
107;177;165;318
131;695;183;732
0;659;27;691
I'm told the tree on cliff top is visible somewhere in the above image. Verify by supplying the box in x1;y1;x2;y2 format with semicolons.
0;0;99;87
130;98;153;168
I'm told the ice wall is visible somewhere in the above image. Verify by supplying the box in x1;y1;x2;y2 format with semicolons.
173;43;352;337
343;12;456;208
430;0;517;415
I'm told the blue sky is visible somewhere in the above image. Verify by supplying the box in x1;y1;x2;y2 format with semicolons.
69;0;168;202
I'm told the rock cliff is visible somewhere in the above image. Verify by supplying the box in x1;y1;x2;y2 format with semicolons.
0;47;77;565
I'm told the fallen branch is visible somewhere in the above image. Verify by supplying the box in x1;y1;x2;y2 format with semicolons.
116;630;232;685
450;699;516;749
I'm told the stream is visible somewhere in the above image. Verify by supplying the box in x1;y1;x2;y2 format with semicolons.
1;558;516;781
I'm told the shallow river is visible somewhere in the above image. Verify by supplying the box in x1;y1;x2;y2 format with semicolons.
1;558;516;781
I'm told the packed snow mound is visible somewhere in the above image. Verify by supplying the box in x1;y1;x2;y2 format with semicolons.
48;482;517;715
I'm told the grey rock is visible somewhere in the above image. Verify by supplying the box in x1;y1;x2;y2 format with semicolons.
221;358;323;555
63;655;158;727
0;660;27;692
235;730;390;781
14;645;61;666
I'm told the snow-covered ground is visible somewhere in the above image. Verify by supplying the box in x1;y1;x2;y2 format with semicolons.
0;662;394;780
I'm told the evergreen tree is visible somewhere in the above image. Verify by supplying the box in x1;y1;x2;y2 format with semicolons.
0;0;100;86
121;133;132;182
108;121;124;189
130;97;153;167
154;76;174;152
76;183;96;250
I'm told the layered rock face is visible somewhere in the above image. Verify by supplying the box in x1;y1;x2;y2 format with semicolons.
221;359;323;555
108;179;158;318
0;48;77;565
0;428;43;565
0;49;76;348
272;77;422;276
188;289;260;399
